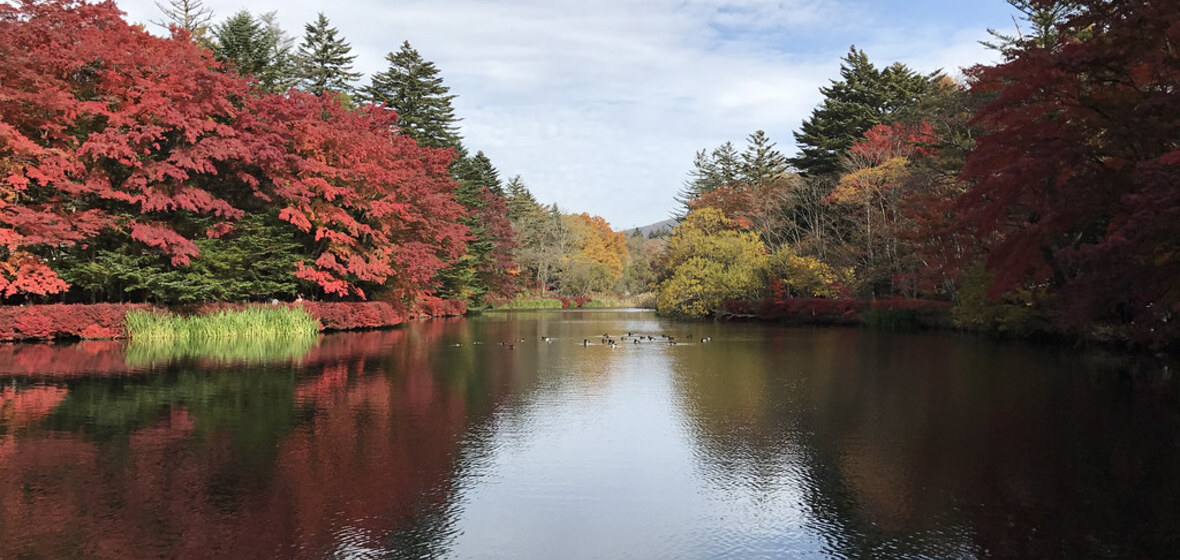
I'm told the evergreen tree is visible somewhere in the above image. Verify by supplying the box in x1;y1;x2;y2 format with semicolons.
983;0;1083;54
213;12;296;93
438;149;510;304
791;46;939;176
740;130;789;187
294;13;360;96
257;13;297;92
453;150;503;196
364;41;462;149
505;175;539;222
674;141;740;216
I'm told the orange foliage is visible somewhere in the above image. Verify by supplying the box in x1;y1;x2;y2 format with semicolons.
564;213;628;279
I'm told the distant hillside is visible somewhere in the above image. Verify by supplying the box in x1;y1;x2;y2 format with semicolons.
627;218;677;238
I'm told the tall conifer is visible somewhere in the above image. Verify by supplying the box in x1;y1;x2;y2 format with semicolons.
364;41;462;149
791;46;938;176
294;13;360;96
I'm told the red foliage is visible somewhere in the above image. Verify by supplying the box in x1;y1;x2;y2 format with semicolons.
0;300;477;341
850;121;939;165
246;95;468;299
0;303;149;340
721;297;864;324
959;0;1180;341
410;296;467;317
0;0;257;294
0;340;127;377
0;0;471;302
552;297;590;308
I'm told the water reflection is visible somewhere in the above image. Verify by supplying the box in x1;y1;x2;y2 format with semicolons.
0;313;1177;559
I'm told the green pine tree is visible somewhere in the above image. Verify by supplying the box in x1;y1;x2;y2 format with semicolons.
294;13;361;96
364;41;462;149
438;149;505;305
212;11;295;92
983;0;1083;54
791;46;939;176
674;141;740;216
740;130;788;188
505;175;539;222
453;150;503;196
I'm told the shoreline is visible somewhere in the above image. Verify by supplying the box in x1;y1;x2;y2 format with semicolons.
0;300;467;342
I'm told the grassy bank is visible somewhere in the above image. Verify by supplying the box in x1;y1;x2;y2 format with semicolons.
492;292;658;311
588;292;657;309
125;306;321;341
492;298;565;310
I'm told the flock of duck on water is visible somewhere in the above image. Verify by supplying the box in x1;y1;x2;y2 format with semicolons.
452;333;714;350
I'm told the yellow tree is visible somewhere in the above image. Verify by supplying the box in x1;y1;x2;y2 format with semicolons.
657;208;767;318
559;213;627;295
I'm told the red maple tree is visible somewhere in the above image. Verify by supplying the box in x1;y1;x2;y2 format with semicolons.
0;0;470;301
959;0;1180;341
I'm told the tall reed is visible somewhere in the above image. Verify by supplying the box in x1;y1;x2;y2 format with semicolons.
125;306;321;341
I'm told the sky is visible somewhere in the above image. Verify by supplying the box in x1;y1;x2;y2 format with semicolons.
117;0;1018;229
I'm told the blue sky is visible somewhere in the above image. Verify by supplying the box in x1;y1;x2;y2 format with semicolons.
115;0;1019;229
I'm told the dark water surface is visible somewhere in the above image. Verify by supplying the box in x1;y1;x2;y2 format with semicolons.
1;310;1178;559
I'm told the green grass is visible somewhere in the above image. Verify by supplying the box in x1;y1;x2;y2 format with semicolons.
492;298;564;310
588;292;658;309
125;306;321;341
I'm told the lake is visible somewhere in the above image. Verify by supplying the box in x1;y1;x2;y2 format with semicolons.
1;310;1177;559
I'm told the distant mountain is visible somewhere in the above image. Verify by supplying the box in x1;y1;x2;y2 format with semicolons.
627;218;677;238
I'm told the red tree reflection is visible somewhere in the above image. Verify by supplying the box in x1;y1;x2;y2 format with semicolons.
0;324;520;558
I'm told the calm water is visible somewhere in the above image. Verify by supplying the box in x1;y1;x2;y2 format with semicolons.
1;310;1178;559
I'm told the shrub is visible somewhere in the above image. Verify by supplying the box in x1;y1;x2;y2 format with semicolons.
864;297;953;330
751;297;864;324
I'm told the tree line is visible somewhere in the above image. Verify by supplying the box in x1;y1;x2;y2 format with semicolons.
658;0;1180;348
0;0;640;309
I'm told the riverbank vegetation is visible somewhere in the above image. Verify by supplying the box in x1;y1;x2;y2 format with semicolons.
654;0;1180;350
124;307;320;341
2;0;1175;350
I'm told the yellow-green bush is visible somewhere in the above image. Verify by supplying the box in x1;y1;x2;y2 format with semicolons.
657;208;768;318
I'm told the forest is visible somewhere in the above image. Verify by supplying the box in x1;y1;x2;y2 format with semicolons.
1;0;1178;349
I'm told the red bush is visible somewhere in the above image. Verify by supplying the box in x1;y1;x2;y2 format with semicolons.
0;303;151;341
410;296;466;317
0;299;471;341
299;302;408;331
734;297;865;324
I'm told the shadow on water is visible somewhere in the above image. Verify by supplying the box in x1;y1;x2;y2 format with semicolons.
0;312;1177;559
670;326;1180;559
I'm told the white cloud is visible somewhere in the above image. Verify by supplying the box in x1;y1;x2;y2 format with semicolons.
113;0;1013;228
